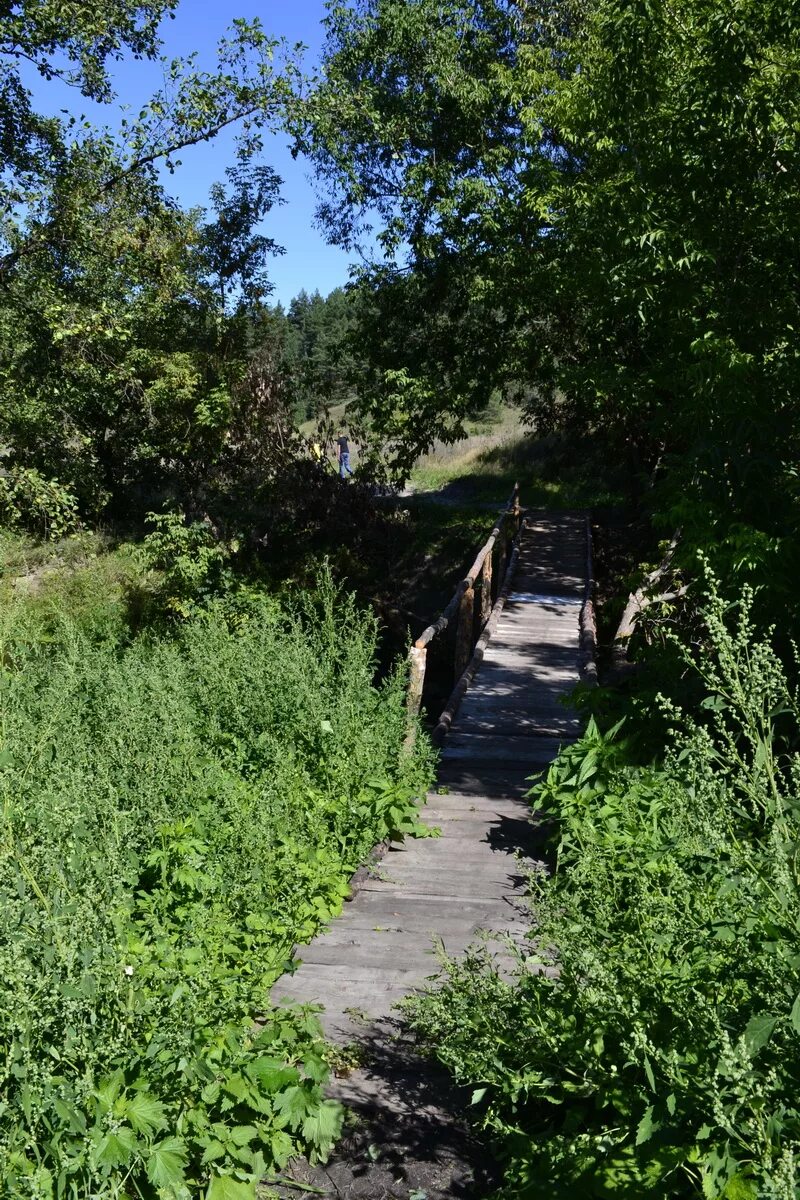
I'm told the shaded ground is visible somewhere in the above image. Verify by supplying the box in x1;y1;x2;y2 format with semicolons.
267;1018;501;1200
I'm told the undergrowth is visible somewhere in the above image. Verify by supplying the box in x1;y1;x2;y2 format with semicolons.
0;574;433;1198
407;586;800;1198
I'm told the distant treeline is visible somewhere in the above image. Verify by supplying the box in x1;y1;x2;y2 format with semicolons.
265;287;359;422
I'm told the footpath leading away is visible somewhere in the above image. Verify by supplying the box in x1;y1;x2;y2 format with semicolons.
272;511;587;1199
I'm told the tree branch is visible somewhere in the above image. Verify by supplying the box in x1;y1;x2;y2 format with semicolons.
0;101;273;279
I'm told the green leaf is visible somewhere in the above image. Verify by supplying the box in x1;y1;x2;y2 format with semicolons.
125;1091;167;1137
470;1087;487;1105
273;1085;311;1129
302;1100;343;1153
230;1124;258;1147
200;1139;226;1165
271;1129;295;1168
145;1137;188;1188
789;992;800;1033
95;1127;138;1168
92;1070;125;1116
742;1013;778;1056
206;1176;256;1200
636;1105;657;1145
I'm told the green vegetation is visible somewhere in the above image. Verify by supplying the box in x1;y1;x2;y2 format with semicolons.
0;552;433;1197
3;0;800;1195
408;587;800;1196
302;0;800;618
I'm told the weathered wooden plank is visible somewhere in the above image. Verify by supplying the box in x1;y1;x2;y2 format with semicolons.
276;964;435;988
358;877;527;900
422;788;533;808
297;944;445;971
435;765;544;798
451;718;578;740
441;734;569;761
299;918;523;946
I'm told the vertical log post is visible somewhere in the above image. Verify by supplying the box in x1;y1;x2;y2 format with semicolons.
404;644;428;749
453;583;475;682
496;518;508;598
479;550;493;630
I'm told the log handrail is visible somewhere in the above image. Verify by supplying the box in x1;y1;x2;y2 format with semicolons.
413;482;520;651
406;482;522;734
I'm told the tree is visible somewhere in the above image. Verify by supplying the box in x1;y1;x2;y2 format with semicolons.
200;162;284;312
303;0;800;605
0;4;299;520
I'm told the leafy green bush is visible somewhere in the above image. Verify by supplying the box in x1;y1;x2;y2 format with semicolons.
0;467;79;540
143;512;234;618
0;577;433;1197
408;589;800;1198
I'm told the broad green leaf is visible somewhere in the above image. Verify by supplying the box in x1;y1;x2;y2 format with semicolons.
636;1105;657;1146
742;1014;778;1056
95;1127;137;1168
273;1085;311;1129
206;1175;256;1200
125;1092;167;1137
302;1100;343;1154
271;1129;294;1168
200;1139;226;1165
790;992;800;1033
146;1137;188;1188
229;1124;258;1147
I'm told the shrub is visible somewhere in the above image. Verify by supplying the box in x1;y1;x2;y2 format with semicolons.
0;466;79;540
408;588;800;1198
143;511;233;617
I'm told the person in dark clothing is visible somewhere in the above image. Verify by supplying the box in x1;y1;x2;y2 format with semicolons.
336;433;353;479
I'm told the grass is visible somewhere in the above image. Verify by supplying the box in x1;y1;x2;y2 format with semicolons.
0;528;159;642
409;409;625;510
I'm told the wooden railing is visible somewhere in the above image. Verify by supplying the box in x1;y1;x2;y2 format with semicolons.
406;483;524;744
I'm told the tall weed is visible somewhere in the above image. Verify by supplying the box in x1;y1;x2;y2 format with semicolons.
0;574;433;1197
408;588;800;1197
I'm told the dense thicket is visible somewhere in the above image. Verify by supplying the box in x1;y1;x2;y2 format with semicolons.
0;580;432;1196
409;590;800;1197
0;1;311;527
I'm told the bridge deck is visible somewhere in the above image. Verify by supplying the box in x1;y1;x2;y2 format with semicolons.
272;511;586;1050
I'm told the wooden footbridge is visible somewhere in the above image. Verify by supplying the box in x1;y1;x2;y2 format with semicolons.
274;494;594;1054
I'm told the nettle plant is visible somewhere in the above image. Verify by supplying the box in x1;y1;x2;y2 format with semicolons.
409;585;800;1199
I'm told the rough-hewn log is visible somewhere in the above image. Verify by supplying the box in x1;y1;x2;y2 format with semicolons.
453;584;475;682
406;645;427;720
479;551;493;629
611;530;684;673
404;645;428;748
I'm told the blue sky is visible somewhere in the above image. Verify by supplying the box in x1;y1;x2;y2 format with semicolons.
24;0;362;306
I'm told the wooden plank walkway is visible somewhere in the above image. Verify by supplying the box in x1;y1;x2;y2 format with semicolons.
272;511;587;1048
